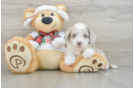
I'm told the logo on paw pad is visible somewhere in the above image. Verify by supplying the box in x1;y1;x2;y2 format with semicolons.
10;55;26;69
78;65;94;72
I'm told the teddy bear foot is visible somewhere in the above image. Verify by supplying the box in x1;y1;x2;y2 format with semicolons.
75;56;107;72
60;53;108;73
4;37;38;73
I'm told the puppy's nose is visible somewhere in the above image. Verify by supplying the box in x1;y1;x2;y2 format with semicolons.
77;42;82;46
42;17;53;24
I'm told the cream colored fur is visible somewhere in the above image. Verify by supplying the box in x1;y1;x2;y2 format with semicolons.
36;50;63;69
4;37;39;73
5;41;32;72
60;53;108;73
4;4;67;73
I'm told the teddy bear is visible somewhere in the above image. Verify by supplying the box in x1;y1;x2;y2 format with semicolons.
4;4;114;74
4;4;69;73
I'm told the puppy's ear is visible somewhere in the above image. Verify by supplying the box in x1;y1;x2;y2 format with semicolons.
64;27;73;41
23;8;35;20
86;27;96;45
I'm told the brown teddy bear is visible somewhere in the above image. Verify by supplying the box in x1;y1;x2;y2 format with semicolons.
4;4;69;73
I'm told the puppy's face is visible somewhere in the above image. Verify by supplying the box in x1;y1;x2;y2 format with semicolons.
70;27;89;49
65;23;96;49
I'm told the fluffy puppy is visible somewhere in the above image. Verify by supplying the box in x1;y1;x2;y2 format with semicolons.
64;23;97;65
64;23;107;65
64;23;118;69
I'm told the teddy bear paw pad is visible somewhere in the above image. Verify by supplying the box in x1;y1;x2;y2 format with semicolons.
88;57;106;70
77;57;106;73
5;41;32;72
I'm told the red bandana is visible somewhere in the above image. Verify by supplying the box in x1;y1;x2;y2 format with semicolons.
33;30;60;44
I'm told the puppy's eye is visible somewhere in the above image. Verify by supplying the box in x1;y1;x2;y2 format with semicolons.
51;13;54;16
72;34;76;37
42;13;44;17
83;34;88;38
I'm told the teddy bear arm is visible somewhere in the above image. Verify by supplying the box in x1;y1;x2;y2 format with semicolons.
25;35;34;40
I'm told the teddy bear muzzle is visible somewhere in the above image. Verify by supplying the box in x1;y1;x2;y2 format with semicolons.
42;17;53;24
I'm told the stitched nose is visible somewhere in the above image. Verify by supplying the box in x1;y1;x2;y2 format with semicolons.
77;42;82;46
42;17;53;24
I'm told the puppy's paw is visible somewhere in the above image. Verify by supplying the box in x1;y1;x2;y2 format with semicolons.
82;49;94;59
64;55;75;66
64;58;75;66
52;37;65;48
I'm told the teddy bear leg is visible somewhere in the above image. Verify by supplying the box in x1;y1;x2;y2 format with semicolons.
4;37;39;73
60;53;108;73
73;55;107;72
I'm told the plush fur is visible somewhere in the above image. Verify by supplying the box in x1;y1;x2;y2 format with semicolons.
60;53;108;73
51;37;65;49
29;40;39;49
57;10;69;22
24;5;69;28
4;4;68;73
4;37;39;73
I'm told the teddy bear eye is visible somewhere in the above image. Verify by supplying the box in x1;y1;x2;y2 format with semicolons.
51;13;54;16
42;13;44;17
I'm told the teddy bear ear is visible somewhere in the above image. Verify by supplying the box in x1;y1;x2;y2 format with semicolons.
23;8;35;20
55;4;66;12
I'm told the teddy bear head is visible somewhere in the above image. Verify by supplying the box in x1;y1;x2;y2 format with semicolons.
23;4;69;33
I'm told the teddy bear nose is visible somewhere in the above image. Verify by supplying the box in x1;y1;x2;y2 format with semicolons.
42;17;53;24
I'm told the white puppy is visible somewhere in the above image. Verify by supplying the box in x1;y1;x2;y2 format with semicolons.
64;23;117;69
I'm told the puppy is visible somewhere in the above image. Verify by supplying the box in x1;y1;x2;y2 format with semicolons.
64;23;118;69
